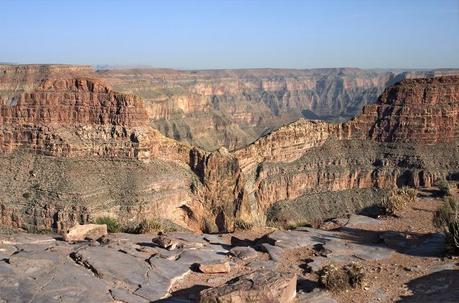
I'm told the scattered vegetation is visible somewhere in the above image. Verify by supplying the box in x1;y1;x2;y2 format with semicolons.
234;218;254;230
318;262;365;291
433;197;459;254
435;179;451;197
382;187;417;216
127;218;177;234
95;216;121;233
94;216;179;234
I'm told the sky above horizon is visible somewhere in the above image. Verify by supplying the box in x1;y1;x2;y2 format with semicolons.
1;0;458;70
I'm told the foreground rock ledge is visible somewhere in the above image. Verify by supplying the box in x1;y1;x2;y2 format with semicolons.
199;270;297;303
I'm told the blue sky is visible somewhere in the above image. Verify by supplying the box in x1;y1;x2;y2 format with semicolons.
1;0;458;69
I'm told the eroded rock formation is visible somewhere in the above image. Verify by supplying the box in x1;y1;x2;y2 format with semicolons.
1;66;459;233
236;76;459;226
98;68;459;150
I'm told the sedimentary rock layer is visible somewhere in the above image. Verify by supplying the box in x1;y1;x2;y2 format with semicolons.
98;68;459;150
236;76;459;225
1;68;459;233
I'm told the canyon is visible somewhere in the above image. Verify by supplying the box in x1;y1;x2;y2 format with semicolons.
0;64;459;234
98;67;459;150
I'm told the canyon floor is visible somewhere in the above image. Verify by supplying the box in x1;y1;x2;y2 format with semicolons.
1;188;458;303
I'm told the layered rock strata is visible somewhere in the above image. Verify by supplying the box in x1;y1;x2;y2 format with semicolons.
98;67;459;150
236;76;459;225
1;72;459;232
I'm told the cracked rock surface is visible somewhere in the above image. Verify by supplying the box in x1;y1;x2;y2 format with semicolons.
0;213;454;303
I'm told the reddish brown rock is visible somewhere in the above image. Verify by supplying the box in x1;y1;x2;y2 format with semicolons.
64;224;107;242
345;76;459;144
199;260;231;274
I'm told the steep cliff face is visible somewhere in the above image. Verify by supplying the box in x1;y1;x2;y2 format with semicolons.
237;76;459;225
0;76;247;233
2;67;459;233
346;76;459;143
0;64;94;99
0;78;199;230
98;68;459;151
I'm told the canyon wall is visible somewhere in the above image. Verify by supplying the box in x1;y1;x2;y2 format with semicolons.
236;76;459;226
98;68;459;150
1;64;459;233
0;75;245;233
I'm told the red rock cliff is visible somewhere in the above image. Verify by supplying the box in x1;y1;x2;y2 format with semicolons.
345;76;459;143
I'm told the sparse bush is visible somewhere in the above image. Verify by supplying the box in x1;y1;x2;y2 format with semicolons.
435;179;451;197
318;263;348;290
318;262;365;291
234;218;254;230
433;197;459;254
95;216;120;233
123;218;178;234
382;187;417;216
344;262;365;288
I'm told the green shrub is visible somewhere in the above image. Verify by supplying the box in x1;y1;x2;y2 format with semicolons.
95;216;120;233
433;197;459;254
318;262;365;291
382;187;417;216
435;179;451;197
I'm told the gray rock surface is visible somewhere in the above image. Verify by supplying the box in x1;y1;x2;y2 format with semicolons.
0;217;399;303
199;269;297;303
229;246;258;260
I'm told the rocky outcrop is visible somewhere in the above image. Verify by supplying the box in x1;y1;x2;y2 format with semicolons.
189;147;248;232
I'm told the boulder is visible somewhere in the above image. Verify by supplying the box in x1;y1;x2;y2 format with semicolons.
152;234;182;250
199;270;296;303
199;261;231;274
64;224;107;242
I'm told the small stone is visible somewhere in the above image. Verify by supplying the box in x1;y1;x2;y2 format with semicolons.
152;235;182;250
199;261;231;274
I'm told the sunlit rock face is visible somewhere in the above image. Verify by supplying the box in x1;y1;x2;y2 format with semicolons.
236;76;459;224
98;68;459;151
1;64;459;232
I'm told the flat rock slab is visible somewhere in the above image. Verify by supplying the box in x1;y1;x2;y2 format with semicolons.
334;215;381;227
297;289;337;303
407;233;445;257
259;243;285;261
229;246;258;260
0;246;113;303
199;270;297;303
